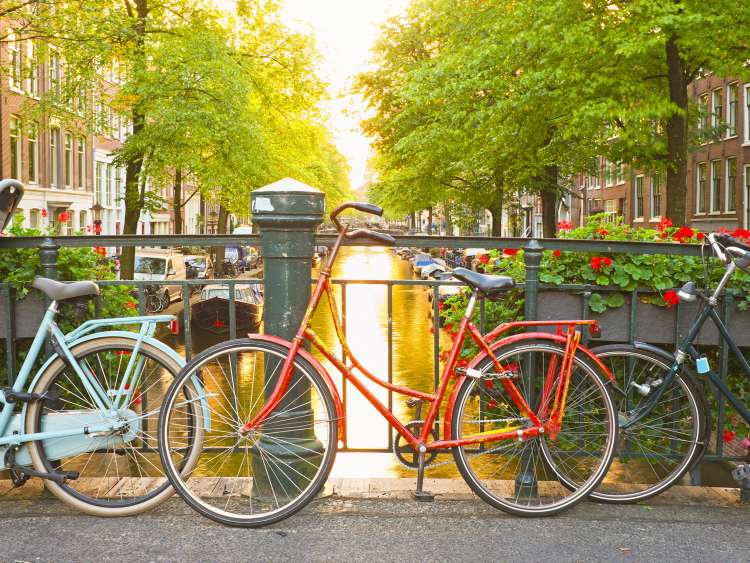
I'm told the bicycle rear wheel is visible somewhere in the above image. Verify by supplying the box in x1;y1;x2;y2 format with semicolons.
25;336;203;516
159;338;338;527
590;345;708;503
451;341;616;516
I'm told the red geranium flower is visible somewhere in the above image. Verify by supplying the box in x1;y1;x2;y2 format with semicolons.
456;358;468;368
556;220;573;231
657;217;673;232
590;256;612;272
94;246;106;257
41;209;48;218
125;300;137;309
484;379;494;389
504;248;518;257
696;232;705;241
732;228;750;242
93;222;103;234
723;429;736;443
672;226;695;243
213;319;225;328
594;227;608;238
663;290;679;308
437;301;444;311
486;400;497;409
479;254;490;264
58;211;70;222
552;249;561;258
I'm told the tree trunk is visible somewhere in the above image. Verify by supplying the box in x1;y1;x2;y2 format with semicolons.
540;164;558;238
119;0;148;280
427;206;433;235
173;167;182;235
213;205;228;274
488;203;502;237
443;201;451;236
665;34;689;225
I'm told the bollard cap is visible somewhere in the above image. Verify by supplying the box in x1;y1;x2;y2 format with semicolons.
251;178;325;229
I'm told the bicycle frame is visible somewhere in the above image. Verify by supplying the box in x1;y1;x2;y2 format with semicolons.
243;228;609;451
0;302;181;454
627;262;750;429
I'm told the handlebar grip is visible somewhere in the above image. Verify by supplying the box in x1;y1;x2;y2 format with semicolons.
715;233;750;253
347;229;396;246
349;202;384;217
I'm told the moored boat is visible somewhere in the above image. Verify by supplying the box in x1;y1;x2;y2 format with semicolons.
191;284;263;335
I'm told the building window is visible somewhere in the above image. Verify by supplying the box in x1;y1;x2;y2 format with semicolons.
727;83;738;137
650;174;661;219
727;158;737;212
9;117;21;180
712;88;723;130
634;176;644;219
26;40;38;96
697;162;707;214
50;128;60;188
95;162;105;205
28;123;38;183
77;138;86;189
615;162;624;185
115;166;123;202
64;133;73;187
710;160;721;213
79;210;87;230
106;163;114;206
49;50;61;97
699;94;709;131
8;31;22;90
29;209;40;229
745;166;750;228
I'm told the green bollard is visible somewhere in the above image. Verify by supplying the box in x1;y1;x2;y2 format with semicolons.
249;178;326;501
515;240;542;499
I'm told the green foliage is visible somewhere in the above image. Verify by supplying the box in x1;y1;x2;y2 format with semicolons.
0;216;135;323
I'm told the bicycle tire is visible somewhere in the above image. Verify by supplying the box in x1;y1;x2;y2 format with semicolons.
25;336;203;516
158;337;338;527
145;294;162;313
589;344;709;503
451;341;617;517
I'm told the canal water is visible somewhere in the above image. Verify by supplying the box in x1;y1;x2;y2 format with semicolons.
165;246;737;485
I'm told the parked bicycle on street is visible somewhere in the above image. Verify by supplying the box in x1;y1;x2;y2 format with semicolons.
0;179;203;516
158;202;617;527
588;232;750;503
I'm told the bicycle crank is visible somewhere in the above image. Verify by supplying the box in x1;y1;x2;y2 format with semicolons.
393;421;439;468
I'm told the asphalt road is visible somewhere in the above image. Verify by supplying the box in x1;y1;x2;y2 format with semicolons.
2;497;749;562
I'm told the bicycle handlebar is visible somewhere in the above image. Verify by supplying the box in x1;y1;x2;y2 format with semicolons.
329;201;394;246
330;202;384;230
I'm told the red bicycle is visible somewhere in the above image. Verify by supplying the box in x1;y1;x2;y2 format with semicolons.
158;203;617;527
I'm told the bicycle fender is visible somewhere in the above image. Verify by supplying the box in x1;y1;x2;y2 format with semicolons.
442;332;613;441
19;331;186;435
248;333;345;441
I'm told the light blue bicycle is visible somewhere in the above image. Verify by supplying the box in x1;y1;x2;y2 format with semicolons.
0;180;204;516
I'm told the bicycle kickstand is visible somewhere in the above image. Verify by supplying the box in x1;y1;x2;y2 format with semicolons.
412;446;434;503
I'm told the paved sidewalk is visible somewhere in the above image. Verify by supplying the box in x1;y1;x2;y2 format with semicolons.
0;479;748;562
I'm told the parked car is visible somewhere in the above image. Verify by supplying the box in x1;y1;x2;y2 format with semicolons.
185;255;214;279
133;249;186;303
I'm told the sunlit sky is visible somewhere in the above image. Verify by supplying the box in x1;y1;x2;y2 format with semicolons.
279;0;410;191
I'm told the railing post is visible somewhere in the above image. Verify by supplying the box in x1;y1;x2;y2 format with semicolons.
39;238;59;281
516;239;542;498
249;178;325;498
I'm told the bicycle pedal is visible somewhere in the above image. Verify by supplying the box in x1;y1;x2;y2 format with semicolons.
412;490;435;502
11;465;79;485
732;464;750;482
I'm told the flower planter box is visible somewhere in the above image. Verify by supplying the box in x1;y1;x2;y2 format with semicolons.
536;290;750;347
0;292;45;339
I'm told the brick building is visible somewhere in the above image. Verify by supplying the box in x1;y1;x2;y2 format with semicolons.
1;19;203;237
571;77;750;231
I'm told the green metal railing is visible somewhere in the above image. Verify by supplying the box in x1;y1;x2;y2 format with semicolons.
0;233;747;481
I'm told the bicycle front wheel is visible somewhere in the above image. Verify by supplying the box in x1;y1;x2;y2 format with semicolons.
451;341;617;516
591;345;708;503
25;336;203;516
158;338;338;527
